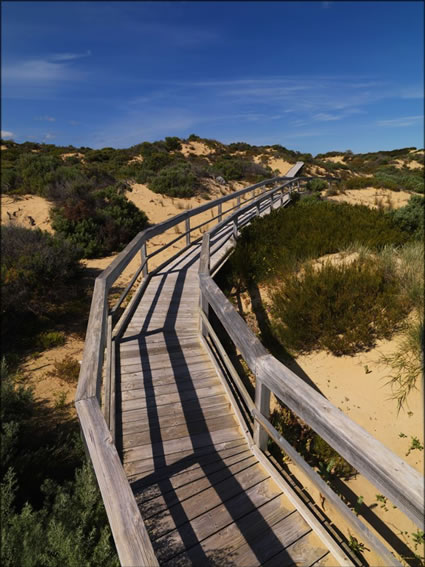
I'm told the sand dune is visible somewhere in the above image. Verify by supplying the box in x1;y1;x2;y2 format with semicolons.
1;194;54;232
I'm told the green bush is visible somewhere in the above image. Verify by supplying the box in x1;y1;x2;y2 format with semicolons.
270;258;409;355
306;178;328;191
150;163;198;197
0;361;118;567
229;201;410;285
1;464;119;567
164;136;182;152
1;226;82;324
51;185;148;257
388;195;424;238
210;156;272;182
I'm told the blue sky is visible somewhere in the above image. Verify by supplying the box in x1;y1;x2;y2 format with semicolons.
1;1;423;154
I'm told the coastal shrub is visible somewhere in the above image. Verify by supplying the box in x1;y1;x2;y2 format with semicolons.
229;201;410;285
388;195;424;238
150;162;198;197
0;361;118;567
306;178;328;191
51;185;148;257
1;226;82;323
211;156;272;182
49;356;80;384
270;258;409;355
164;136;182;151
36;331;66;350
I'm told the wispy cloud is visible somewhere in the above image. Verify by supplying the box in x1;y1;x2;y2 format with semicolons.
377;115;424;127
1;130;15;139
44;132;56;140
3;57;84;84
35;115;56;122
49;50;91;62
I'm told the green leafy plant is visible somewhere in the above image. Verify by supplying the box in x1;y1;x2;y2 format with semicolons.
406;436;424;456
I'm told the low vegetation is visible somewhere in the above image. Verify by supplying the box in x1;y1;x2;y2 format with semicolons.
0;361;118;566
51;184;148;257
1;226;82;349
271;256;409;355
226;199;410;285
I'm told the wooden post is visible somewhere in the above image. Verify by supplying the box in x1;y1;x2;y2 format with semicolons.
199;234;210;338
218;202;222;222
141;242;148;278
233;216;238;238
254;378;270;450
185;218;190;246
256;201;260;216
103;313;113;427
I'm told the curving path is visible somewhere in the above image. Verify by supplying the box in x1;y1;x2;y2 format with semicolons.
115;203;330;566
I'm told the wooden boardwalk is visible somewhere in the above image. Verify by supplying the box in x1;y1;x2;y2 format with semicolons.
115;221;330;566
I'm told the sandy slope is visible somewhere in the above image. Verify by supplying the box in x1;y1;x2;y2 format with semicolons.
253;152;293;175
322;155;346;164
324;187;414;209
180;141;213;157
1;194;54;232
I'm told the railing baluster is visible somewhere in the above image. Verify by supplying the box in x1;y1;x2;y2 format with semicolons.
103;312;113;428
185;218;191;246
218;202;222;222
141;242;148;278
254;378;270;450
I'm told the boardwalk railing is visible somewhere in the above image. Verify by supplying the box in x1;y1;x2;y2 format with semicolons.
198;192;424;566
75;169;312;566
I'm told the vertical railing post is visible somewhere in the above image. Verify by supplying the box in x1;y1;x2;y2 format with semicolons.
218;202;222;222
141;242;148;278
199;233;210;338
103;312;113;428
237;195;241;209
185;218;191;247
233;215;238;238
254;377;270;451
280;189;284;207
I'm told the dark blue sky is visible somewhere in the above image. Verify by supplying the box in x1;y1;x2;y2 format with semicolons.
2;1;423;153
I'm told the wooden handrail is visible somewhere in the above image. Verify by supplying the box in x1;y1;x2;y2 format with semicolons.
75;173;310;566
197;189;424;563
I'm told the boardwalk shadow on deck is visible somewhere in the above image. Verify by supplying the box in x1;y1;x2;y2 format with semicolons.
115;244;297;566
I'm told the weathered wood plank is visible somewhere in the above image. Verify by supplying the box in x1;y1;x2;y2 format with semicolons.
130;448;253;503
123;414;238;450
120;369;218;392
76;397;159;567
75;279;107;401
120;384;225;413
144;462;273;541
137;455;258;520
153;478;284;563
120;393;231;422
123;426;243;463
164;499;295;566
262;536;329;567
124;438;247;478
